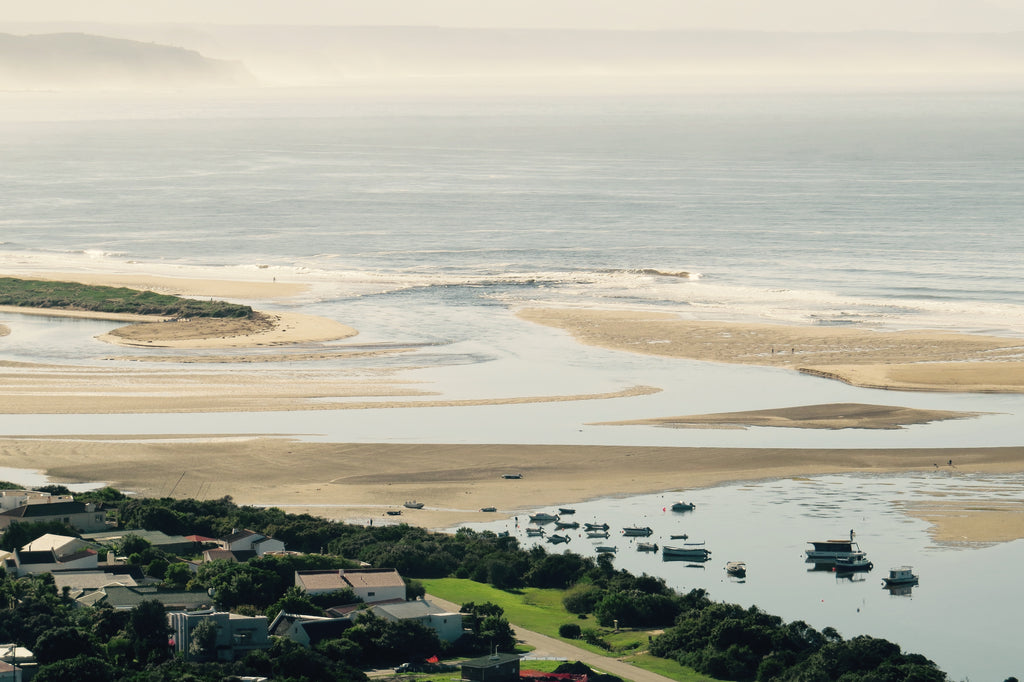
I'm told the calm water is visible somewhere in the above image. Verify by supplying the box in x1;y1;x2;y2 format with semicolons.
462;472;1024;681
1;90;1022;679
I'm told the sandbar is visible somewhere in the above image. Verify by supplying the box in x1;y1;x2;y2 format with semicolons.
597;402;986;430
3;436;1021;543
517;308;1024;393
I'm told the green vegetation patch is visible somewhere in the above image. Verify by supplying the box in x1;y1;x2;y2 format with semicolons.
0;277;252;318
421;578;570;636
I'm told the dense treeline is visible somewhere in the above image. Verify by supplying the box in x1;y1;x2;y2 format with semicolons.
1;486;952;681
0;277;253;318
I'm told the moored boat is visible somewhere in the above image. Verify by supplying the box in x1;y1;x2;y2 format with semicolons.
725;561;747;577
403;500;424;509
546;534;571;544
637;542;659;552
584;522;609;531
586;530;609;539
526;528;545;536
834;553;873;572
883;566;918;586
596;545;617;553
663;544;712;560
554;520;580;529
622;526;653;537
558;507;576;514
670;534;689;540
529;512;559;523
671;501;696;511
501;473;523;479
385;510;402;516
805;539;862;562
480;506;497;512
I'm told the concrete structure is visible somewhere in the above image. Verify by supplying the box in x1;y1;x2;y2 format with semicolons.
0;490;73;512
86;584;215;611
21;533;88;555
84;529;197;555
0;645;35;682
167;611;270;662
268;613;353;648
368;599;464;642
461;652;521;682
8;547;98;577
295;567;405;602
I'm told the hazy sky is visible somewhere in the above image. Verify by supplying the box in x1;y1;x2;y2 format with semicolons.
8;0;1024;32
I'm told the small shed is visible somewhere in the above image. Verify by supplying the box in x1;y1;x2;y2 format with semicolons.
461;652;521;682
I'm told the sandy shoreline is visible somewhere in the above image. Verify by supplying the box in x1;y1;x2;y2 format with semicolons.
517;308;1024;393
2;436;1021;544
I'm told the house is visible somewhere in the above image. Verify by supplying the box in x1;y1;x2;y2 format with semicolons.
8;547;99;577
267;613;353;648
0;500;109;533
0;644;36;682
461;652;521;682
52;569;138;597
218;529;285;556
203;548;257;564
85;584;215;611
295;567;406;603
367;600;464;642
84;529;198;555
21;533;88;555
167;611;270;662
0;489;73;512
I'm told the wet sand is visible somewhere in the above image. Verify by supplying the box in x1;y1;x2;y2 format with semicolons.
2;436;1021;543
517;308;1024;393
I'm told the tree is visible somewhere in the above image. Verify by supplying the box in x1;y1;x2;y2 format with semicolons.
33;655;114;682
266;586;323;621
128;599;171;666
188;618;220;661
33;626;93;664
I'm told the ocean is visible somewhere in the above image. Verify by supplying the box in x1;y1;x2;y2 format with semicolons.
1;88;1023;678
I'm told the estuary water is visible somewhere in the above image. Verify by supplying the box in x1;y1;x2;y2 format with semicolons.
1;89;1022;679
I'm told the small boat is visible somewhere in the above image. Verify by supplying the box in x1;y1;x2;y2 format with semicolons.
725;561;747;577
385;510;402;516
584;523;609;531
547;534;571;544
586;531;609;539
671;501;696;512
637;542;659;552
670;534;689;540
663;544;712;560
558;507;577;514
526;528;545;537
480;506;497;512
554;520;579;529
404;501;424;509
529;512;559;523
883;566;918;586
596;545;617;553
501;473;523;479
834;553;873;572
622;526;653;537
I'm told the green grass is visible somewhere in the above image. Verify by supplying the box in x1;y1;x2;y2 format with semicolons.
622;654;715;682
0;277;252;318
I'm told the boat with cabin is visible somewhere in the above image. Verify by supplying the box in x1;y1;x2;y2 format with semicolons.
554;520;580;529
586;530;609;539
671;501;696;511
883;566;918;586
805;538;863;562
558;507;576;514
596;545;617;553
526;528;545;537
404;501;424;509
529;512;559;523
637;542;659;552
480;506;497;513
725;561;747;577
622;526;653;537
834;553;873;572
584;522;609;531
546;534;571;544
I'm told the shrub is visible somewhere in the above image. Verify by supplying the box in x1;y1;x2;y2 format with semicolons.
559;623;582;639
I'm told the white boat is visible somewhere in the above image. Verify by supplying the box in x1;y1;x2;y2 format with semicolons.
883;566;918;586
805;539;862;562
834;553;873;572
671;501;696;511
404;500;424;509
622;526;653;537
725;561;746;577
529;512;559;523
662;544;711;560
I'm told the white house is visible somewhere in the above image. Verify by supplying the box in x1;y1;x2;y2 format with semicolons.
368;600;464;642
294;567;406;603
217;529;285;556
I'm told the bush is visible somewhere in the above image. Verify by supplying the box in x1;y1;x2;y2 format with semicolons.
559;623;582;639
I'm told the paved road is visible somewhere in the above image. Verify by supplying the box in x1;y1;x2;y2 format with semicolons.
426;595;678;682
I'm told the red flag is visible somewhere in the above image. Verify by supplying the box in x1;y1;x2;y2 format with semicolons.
427;655;439;663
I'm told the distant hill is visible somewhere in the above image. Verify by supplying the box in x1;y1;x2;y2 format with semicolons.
0;32;253;90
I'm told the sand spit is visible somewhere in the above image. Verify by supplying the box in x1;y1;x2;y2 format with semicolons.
4;436;1022;542
596;402;986;430
517;308;1024;393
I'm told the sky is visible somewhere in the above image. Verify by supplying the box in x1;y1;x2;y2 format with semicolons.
6;0;1024;32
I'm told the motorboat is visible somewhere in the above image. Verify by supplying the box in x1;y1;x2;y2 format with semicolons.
662;544;711;560
670;534;689;540
834;553;873;572
525;528;545;537
501;473;523;479
637;542;659;552
622;526;653;537
596;545;617;553
883;566;918;586
584;523;609;531
554;520;580;529
480;507;497;512
546;534;571;544
404;501;424;509
529;512;559;523
586;530;609;539
725;561;746;577
671;501;696;512
385;510;402;516
558;507;576;514
805;539;863;562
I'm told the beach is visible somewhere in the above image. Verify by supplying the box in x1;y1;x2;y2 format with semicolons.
2;273;1024;544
